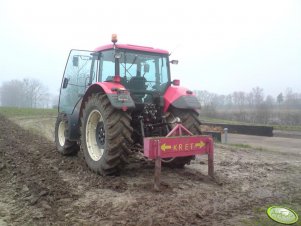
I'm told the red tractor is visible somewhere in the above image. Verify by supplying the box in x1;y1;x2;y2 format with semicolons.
55;35;202;175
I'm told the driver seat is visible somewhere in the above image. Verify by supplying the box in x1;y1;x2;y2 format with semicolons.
127;76;147;91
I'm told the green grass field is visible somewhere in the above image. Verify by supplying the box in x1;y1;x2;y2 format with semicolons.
1;107;300;132
0;107;57;118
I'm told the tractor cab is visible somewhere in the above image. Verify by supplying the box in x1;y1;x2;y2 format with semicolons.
59;41;172;113
93;46;170;103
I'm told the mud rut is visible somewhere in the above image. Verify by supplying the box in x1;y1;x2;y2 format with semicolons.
0;114;300;225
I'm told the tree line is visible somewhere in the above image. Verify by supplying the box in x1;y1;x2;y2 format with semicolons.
195;87;301;125
0;78;50;108
2;79;300;125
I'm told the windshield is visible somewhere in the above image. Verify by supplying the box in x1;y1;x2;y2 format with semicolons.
99;49;170;92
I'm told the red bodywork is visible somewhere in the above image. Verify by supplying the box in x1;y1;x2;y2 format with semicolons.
93;44;197;113
163;86;195;112
94;44;169;54
87;82;126;94
84;79;197;113
80;82;128;115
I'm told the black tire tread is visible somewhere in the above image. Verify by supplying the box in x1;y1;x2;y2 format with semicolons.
80;93;133;175
55;113;79;155
164;108;202;168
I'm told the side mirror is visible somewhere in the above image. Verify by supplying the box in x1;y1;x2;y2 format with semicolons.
144;63;150;73
170;60;179;65
62;77;69;88
73;56;79;67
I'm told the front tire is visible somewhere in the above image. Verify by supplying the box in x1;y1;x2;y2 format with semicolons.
80;93;133;175
55;114;79;155
164;108;202;168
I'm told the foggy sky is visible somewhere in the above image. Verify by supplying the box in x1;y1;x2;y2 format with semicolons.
0;0;300;97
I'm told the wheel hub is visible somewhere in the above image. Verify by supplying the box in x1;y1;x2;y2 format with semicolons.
96;122;105;148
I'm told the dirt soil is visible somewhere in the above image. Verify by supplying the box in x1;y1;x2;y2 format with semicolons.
0;114;301;226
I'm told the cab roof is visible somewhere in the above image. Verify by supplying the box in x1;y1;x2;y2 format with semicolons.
94;44;169;55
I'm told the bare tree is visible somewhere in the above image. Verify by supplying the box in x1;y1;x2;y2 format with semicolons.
193;87;301;125
277;93;283;105
251;87;264;106
23;78;49;108
256;95;275;124
0;80;25;107
232;91;247;121
195;90;218;117
224;94;233;107
0;78;49;108
284;88;301;109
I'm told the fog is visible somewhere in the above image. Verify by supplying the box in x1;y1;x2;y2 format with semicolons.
0;0;300;98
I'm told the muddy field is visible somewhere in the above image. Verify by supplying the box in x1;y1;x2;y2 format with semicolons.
0;114;301;225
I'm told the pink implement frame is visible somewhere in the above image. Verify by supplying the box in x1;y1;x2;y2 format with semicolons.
144;123;214;191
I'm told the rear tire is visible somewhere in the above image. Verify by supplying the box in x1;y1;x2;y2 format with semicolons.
80;93;133;175
164;108;202;168
55;114;79;155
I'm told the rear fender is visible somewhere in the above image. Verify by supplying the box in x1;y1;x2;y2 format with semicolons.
63;82;135;141
80;82;135;116
163;86;201;112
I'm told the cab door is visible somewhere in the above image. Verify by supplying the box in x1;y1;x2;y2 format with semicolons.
59;50;94;114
